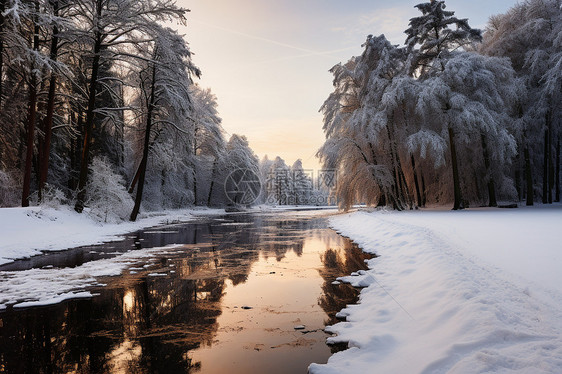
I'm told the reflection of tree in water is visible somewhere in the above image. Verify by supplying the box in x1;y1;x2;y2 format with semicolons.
0;214;323;373
251;217;312;261
0;273;227;373
317;240;373;327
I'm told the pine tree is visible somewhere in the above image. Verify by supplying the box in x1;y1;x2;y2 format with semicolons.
405;0;482;209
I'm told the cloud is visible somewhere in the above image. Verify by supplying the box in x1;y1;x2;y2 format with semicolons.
336;5;418;46
330;26;347;32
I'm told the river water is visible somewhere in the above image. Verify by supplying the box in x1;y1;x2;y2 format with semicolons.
0;211;370;373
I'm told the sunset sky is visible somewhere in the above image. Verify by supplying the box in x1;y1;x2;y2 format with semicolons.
177;0;519;170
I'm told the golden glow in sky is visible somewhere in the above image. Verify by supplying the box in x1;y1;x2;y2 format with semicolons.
176;0;519;171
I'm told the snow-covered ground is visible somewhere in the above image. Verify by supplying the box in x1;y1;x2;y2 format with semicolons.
309;205;562;373
0;205;224;266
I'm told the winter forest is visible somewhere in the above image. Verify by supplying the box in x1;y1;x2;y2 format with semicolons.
0;0;321;221
320;0;562;210
0;0;561;220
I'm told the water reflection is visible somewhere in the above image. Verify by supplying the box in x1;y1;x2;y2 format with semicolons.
0;214;370;373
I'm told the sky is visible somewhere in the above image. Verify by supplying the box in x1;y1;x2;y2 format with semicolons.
176;0;520;171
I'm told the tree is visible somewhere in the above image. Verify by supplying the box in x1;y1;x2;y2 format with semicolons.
72;0;188;213
86;156;133;223
412;53;522;207
481;0;562;205
405;0;482;209
320;0;524;210
405;0;482;75
189;84;224;205
129;25;199;221
221;134;260;206
319;35;420;210
0;0;233;215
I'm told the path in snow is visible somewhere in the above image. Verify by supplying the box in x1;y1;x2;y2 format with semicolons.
309;208;562;373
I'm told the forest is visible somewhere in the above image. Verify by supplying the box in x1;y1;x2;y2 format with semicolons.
0;0;561;218
0;0;321;221
319;0;562;210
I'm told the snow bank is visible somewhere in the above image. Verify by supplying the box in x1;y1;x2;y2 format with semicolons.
309;207;562;373
0;206;224;265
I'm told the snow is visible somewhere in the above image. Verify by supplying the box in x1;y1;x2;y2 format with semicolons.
0;205;224;265
309;206;562;373
0;244;182;309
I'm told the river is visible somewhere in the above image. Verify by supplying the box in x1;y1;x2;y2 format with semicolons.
0;211;370;373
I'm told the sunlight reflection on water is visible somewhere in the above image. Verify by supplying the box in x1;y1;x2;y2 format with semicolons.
0;213;371;374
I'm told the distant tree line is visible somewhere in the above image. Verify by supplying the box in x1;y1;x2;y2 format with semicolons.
0;0;261;220
320;0;561;210
258;156;331;206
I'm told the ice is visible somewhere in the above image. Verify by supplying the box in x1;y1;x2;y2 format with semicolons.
0;244;183;309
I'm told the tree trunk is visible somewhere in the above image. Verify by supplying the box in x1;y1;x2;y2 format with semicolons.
554;135;560;203
377;193;387;207
128;162;142;193
548;119;554;204
193;168;197;205
398;164;412;209
421;173;427;207
0;0;5;109
38;1;60;197
207;159;218;206
481;134;497;207
524;146;533;206
542;127;549;204
21;77;38;207
130;63;156;222
515;156;522;202
411;154;422;208
21;3;40;207
74;3;103;213
385;122;404;210
69;112;82;190
367;142;388;208
448;127;463;210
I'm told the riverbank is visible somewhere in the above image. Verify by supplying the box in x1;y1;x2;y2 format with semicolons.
0;205;225;266
0;205;339;266
310;205;562;373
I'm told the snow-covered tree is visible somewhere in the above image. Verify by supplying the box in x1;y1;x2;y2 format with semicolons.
85;156;133;223
320;0;525;210
0;169;18;207
481;0;561;204
220;134;260;206
405;0;483;209
129;25;199;221
405;0;482;75
0;0;70;207
189;84;225;206
319;35;415;210
71;0;189;214
412;52;523;206
290;159;313;205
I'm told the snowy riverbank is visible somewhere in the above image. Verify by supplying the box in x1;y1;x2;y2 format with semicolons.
0;205;225;266
0;205;337;309
310;205;562;373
